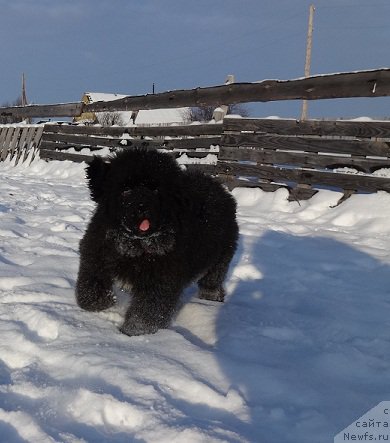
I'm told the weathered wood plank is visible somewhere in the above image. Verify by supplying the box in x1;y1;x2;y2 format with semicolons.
41;133;133;149
3;128;15;158
39;148;216;164
219;146;390;173
223;118;390;139
221;133;390;157
0;128;7;147
39;138;160;151
40;132;220;151
3;69;388;119
116;137;220;150
85;69;390;113
0;128;13;160
40;141;216;161
0;103;83;119
40;147;217;164
15;127;36;164
184;164;217;175
21;126;44;164
44;123;223;137
216;162;390;192
13;127;29;161
164;137;220;149
39;149;94;163
8;127;22;160
288;186;319;201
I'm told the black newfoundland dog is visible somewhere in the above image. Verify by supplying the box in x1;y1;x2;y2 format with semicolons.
75;148;238;336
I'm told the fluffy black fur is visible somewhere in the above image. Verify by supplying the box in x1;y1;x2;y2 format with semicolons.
75;148;238;336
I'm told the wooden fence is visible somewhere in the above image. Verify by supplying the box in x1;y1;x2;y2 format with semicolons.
7;116;384;204
39;123;222;164
217;117;390;202
1;118;390;202
1;68;390;202
0;125;44;164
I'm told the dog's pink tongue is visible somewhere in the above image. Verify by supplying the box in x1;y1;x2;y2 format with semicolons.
139;219;150;232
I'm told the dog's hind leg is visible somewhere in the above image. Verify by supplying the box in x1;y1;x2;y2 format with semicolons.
198;251;234;302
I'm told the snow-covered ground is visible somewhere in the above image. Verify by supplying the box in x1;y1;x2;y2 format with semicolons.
0;156;390;443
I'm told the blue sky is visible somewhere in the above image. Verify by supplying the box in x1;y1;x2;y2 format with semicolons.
0;0;389;118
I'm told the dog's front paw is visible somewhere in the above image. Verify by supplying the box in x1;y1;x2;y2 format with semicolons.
76;284;116;312
120;315;159;336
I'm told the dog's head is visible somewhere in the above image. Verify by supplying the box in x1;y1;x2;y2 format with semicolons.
86;149;182;252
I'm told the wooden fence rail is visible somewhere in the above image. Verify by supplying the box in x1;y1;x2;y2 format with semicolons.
2;117;390;203
0;69;389;119
84;69;390;113
218;117;390;202
39;123;222;163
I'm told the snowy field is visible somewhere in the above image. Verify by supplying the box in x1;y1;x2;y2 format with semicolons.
0;156;390;443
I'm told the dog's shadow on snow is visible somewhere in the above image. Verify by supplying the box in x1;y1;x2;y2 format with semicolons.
211;230;390;442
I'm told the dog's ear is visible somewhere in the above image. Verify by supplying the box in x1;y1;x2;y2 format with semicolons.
86;156;110;202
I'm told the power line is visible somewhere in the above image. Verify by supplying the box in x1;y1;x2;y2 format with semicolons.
322;24;389;30
118;10;304;79
319;2;389;9
128;29;306;90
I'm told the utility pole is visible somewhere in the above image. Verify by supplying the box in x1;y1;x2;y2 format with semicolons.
301;4;315;120
21;73;31;123
21;73;28;106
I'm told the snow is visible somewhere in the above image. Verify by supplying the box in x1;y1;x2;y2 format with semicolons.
134;108;188;125
1;156;390;443
84;92;189;126
85;92;128;103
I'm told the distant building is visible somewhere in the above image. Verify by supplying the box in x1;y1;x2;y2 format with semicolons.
75;92;189;126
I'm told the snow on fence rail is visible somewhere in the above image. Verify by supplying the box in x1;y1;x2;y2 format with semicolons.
0;69;389;119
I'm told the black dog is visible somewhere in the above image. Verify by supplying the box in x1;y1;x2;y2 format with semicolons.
75;148;238;336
